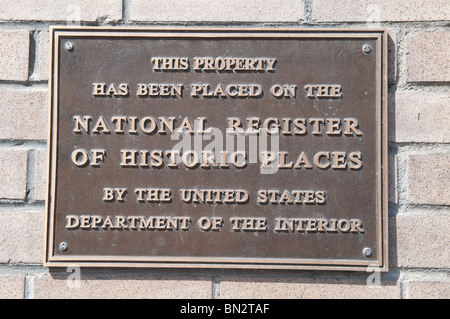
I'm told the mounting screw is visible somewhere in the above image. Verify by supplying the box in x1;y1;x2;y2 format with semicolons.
65;41;74;52
363;247;373;257
59;242;68;252
362;44;372;54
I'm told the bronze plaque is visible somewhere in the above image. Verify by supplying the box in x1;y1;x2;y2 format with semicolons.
45;27;388;271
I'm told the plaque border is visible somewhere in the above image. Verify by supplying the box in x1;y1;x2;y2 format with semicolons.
44;26;388;271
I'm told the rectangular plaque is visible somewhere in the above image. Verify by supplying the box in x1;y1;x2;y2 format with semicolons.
45;27;388;271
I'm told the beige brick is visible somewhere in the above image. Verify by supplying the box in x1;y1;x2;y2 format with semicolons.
34;149;47;201
220;277;400;299
0;211;45;263
0;0;122;22
408;281;450;299
33;274;212;299
130;0;305;22
0;275;25;299
0;149;28;200
0;31;29;81
396;214;450;268
31;30;49;81
408;155;450;205
394;91;449;143
313;0;450;22
0;88;47;140
407;32;450;82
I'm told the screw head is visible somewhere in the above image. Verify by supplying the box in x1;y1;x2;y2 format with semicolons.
59;242;68;251
65;41;74;51
362;44;372;54
363;247;373;257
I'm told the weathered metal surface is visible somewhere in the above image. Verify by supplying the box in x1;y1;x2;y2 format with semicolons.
45;27;388;271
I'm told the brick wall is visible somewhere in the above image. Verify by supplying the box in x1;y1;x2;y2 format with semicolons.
0;0;448;299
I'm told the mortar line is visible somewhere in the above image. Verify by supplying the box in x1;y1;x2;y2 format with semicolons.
212;275;220;299
122;0;131;23
28;30;37;82
0;82;48;89
304;0;313;24
0;19;449;28
25;149;36;203
24;275;35;299
0;202;45;211
0;140;47;149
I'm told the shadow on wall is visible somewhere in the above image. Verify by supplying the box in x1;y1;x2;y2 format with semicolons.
387;33;399;272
